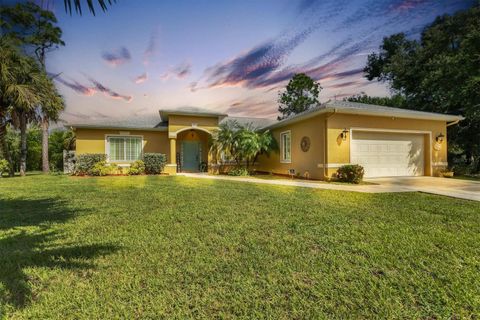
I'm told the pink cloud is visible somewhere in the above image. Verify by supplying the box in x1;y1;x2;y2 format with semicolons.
134;73;148;84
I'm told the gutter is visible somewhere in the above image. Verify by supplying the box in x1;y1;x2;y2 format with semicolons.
446;119;461;127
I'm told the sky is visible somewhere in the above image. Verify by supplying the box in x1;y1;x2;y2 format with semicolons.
14;0;475;122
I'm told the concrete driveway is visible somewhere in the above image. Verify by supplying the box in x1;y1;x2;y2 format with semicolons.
365;176;480;201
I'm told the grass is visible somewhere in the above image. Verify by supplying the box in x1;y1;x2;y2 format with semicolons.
452;175;480;181
0;174;479;319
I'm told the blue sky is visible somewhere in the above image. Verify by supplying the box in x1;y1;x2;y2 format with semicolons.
23;0;475;121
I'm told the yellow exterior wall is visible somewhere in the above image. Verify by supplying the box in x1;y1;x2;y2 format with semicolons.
326;113;448;177
256;114;326;179
168;115;219;134
75;128;170;163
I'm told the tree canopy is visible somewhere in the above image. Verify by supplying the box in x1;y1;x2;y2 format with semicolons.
277;73;321;120
364;4;480;165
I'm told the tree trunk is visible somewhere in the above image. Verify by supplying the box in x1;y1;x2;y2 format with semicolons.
0;122;14;177
19;112;27;177
41;116;49;173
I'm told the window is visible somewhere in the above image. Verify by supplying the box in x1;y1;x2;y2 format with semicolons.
280;131;291;163
107;136;142;162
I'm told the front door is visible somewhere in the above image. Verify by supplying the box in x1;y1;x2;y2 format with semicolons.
182;141;200;172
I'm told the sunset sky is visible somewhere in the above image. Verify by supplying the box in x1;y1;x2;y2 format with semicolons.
22;0;474;123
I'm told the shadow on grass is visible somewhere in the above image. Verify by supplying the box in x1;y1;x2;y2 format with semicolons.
0;198;119;309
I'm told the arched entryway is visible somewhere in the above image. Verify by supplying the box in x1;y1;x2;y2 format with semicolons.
166;126;212;174
177;129;210;172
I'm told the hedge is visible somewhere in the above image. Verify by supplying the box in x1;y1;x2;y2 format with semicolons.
75;154;106;175
143;153;166;174
335;164;365;184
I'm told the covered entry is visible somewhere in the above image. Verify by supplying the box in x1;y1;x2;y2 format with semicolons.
350;130;426;178
181;141;201;172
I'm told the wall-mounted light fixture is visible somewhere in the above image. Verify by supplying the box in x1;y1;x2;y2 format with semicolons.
436;133;445;143
340;128;349;141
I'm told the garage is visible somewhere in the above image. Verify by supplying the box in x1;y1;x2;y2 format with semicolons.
350;130;425;178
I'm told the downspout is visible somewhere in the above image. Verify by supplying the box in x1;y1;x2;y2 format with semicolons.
323;109;337;178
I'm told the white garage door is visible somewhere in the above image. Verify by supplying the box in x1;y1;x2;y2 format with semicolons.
351;131;425;178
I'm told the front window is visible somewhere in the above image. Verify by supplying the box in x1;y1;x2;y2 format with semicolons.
280;131;291;163
107;136;142;162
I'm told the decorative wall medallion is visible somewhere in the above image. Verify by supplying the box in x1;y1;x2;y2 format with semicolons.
300;136;310;152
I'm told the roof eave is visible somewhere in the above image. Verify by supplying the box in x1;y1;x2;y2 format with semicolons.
261;107;464;130
336;108;465;122
159;110;228;121
67;124;168;131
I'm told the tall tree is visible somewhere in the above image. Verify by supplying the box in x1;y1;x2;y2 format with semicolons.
364;4;480;167
278;73;322;120
1;1;65;173
0;40;47;176
278;73;321;120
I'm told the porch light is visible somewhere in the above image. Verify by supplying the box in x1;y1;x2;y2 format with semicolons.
341;128;349;141
436;133;445;143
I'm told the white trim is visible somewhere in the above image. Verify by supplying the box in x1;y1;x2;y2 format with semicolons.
433;162;448;166
169;126;212;139
104;134;144;163
349;127;432;176
280;130;292;164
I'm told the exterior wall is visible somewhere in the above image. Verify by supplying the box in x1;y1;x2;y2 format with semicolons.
75;128;169;163
256;114;326;180
168;115;219;134
325;114;448;177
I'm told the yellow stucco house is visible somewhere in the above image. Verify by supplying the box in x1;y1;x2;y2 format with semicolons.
70;101;463;179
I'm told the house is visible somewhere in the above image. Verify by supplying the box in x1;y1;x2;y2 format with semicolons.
69;101;463;179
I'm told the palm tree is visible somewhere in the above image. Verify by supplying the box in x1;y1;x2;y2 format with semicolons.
0;39;51;176
63;0;116;15
210;121;278;171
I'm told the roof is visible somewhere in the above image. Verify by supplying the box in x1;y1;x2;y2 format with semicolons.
67;101;464;131
221;116;276;129
263;100;465;130
67;114;168;131
159;106;227;121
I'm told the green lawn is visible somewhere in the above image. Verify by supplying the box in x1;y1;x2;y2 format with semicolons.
0;175;479;319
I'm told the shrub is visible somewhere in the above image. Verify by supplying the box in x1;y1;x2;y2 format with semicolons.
0;159;9;177
143;153;166;174
75;154;106;175
128;160;145;175
228;167;249;176
89;161;115;176
336;164;364;184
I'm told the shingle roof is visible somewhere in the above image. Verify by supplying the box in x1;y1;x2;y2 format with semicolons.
159;106;227;121
68;114;167;131
221;116;276;129
68;101;464;132
263;100;464;130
